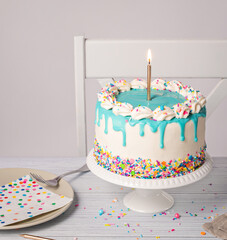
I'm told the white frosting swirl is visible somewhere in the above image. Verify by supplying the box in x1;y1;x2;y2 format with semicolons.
104;83;119;95
112;102;133;116
151;78;167;90
97;90;112;102
197;95;206;108
186;90;200;99
166;80;183;92
100;95;116;110
131;106;153;120
179;85;195;97
115;79;131;92
153;106;175;121
185;99;202;114
173;103;190;119
130;78;147;89
187;91;206;107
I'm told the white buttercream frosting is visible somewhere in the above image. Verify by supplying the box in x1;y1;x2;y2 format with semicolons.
131;106;153;120
166;80;183;92
197;95;206;108
100;95;116;110
187;91;206;108
153;106;175;121
185;99;202;114
179;85;195;97
186;90;201;99
113;102;133;116
173;103;190;119
97;90;112;102
130;78;147;89
104;83;119;95
151;78;167;90
115;79;131;92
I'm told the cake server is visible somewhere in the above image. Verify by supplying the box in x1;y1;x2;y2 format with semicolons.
30;164;89;187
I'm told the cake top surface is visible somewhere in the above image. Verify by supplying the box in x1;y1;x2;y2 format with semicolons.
97;78;206;121
117;89;185;110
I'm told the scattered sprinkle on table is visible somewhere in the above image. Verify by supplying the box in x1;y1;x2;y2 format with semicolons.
99;209;104;216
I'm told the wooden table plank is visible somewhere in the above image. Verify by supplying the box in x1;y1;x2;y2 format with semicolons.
0;157;226;239
0;238;220;240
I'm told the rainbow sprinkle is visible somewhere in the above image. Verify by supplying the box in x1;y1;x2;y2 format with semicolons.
94;138;206;179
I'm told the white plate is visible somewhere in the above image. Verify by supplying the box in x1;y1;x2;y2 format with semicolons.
0;168;74;230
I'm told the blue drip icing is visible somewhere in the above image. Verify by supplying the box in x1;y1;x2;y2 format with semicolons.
139;123;145;136
191;115;199;142
97;109;102;127
94;108;98;125
178;118;190;141
159;122;168;149
96;102;127;146
95;93;206;148
104;116;108;134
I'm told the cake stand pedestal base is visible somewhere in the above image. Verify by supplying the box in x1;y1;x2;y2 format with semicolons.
123;189;174;213
87;149;213;213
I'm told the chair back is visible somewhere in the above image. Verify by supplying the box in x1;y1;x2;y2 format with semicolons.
74;36;227;156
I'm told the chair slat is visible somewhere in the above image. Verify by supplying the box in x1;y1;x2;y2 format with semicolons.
74;36;87;156
86;40;227;78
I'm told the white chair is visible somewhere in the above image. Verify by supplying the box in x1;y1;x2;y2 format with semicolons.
74;36;227;157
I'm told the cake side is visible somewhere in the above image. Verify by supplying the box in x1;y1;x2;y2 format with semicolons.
95;113;206;161
94;138;206;179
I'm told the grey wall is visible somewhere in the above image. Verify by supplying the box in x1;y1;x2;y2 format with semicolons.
0;0;227;157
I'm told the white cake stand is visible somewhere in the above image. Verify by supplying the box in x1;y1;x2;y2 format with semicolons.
86;149;213;213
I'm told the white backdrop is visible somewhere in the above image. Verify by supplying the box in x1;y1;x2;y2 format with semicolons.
0;0;227;157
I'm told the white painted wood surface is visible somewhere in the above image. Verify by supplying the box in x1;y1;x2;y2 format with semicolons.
97;78;114;87
74;36;87;157
85;40;227;78
206;78;227;118
0;157;226;240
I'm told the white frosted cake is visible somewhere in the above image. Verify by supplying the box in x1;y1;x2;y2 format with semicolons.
94;78;206;179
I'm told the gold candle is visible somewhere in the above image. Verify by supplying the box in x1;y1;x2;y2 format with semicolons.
147;49;152;101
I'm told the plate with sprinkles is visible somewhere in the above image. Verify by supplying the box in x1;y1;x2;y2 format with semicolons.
0;168;74;229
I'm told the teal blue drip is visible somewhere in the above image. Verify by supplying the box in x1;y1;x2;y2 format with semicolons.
159;122;168;149
178;118;190;141
95;102;127;146
139;123;145;136
104;116;108;134
113;124;126;146
191;115;199;142
95;99;206;149
97;109;102;127
94;108;98;125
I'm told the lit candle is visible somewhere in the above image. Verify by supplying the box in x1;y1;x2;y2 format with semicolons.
147;49;152;101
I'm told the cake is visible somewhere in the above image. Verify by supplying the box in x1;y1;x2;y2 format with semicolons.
93;78;206;179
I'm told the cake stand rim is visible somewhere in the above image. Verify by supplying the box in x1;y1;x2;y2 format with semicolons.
86;149;213;189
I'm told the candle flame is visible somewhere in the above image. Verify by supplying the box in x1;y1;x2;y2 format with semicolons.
147;49;152;64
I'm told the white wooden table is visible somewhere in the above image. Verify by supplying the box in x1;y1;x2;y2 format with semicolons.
0;157;226;240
